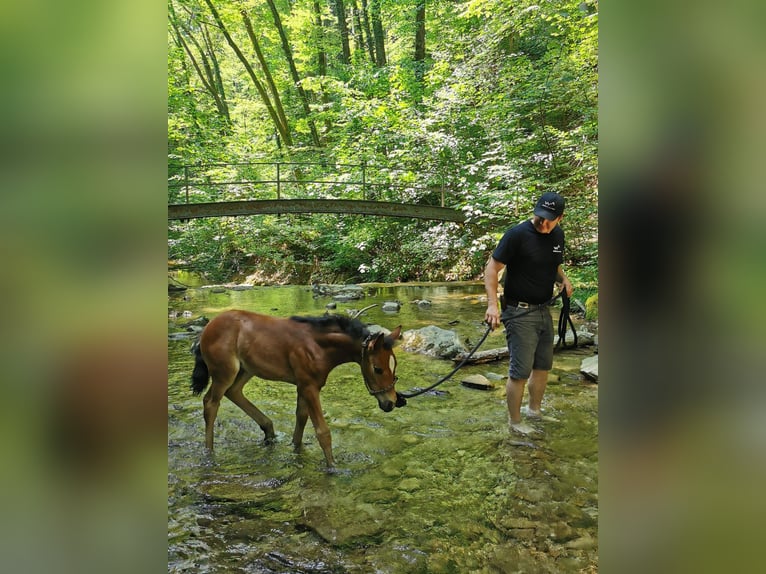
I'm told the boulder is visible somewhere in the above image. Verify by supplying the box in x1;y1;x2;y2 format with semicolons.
401;326;467;359
580;355;598;382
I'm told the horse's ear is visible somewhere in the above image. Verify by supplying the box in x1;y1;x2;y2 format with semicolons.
390;326;402;341
367;332;385;351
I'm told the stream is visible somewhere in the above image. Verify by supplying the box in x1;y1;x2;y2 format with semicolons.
168;278;598;573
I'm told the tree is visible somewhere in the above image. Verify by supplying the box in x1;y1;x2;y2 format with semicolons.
202;0;292;147
264;0;322;147
369;0;386;66
359;0;375;63
169;1;231;130
333;0;352;65
414;1;426;63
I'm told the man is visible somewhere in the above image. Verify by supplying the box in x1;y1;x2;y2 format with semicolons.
484;192;574;435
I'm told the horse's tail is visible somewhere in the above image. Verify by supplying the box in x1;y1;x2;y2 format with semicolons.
190;340;210;395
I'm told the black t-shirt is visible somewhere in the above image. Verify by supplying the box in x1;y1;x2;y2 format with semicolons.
492;219;564;304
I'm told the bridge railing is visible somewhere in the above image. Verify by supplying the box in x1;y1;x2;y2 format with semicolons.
167;161;448;207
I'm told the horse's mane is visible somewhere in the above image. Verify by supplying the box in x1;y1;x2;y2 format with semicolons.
290;314;396;349
290;314;369;341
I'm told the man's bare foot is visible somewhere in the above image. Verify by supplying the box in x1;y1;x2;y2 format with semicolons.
509;421;539;436
522;406;559;423
522;406;542;420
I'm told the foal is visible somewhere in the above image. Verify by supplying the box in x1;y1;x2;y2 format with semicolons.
190;311;404;467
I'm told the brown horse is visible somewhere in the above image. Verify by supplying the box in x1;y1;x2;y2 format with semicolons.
190;310;405;467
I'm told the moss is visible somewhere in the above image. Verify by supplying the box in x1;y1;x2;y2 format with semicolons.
585;293;598;321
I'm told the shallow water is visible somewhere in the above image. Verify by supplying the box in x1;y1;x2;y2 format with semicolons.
168;281;598;573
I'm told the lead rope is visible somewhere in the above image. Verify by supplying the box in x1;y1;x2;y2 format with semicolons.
556;290;578;349
398;290;567;399
398;322;493;399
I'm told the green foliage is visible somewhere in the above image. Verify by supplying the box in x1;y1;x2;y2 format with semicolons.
168;0;598;284
585;293;599;321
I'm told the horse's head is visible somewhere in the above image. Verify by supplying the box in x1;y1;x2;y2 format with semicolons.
361;326;405;412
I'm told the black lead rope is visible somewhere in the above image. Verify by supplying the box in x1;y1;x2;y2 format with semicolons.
398;289;571;399
397;322;493;399
556;290;578;349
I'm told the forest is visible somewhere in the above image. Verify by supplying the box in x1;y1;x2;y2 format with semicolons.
168;0;598;286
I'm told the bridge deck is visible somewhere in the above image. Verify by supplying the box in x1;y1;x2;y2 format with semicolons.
168;199;466;223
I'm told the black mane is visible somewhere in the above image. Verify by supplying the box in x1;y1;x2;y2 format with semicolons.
290;314;369;342
289;314;396;349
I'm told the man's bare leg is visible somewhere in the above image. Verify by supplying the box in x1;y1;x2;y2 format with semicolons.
507;377;536;435
525;369;548;418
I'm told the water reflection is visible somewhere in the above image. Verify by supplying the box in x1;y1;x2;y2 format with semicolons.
168;282;597;572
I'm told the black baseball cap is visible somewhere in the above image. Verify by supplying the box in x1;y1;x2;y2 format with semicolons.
533;192;565;220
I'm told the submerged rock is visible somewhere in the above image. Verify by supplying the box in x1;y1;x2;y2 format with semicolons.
297;502;383;546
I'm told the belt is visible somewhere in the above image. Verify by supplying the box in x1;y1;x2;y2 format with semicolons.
506;300;546;309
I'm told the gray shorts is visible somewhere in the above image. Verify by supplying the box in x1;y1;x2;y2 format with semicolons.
501;305;554;380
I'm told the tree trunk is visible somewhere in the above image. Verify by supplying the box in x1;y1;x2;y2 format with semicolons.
349;0;364;56
240;9;291;145
414;1;426;82
370;0;386;66
264;0;322;147
169;6;231;129
313;1;333;135
360;0;376;64
334;0;351;65
202;0;292;147
414;2;426;62
314;1;328;77
201;24;231;123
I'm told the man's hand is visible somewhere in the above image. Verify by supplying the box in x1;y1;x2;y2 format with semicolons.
485;303;501;331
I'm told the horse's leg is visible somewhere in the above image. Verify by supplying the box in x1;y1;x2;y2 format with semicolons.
202;382;227;451
224;378;276;441
292;394;309;450
203;361;239;451
299;387;334;467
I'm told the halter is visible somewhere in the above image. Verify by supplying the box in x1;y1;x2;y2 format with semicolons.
360;332;398;396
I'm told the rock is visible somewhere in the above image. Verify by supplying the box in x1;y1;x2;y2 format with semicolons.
400;326;467;359
565;534;597;550
312;284;365;300
182;316;209;328
381;301;401;313
460;374;494;390
580;355;598;382
366;324;391;337
297;503;383;546
412;299;432;309
559;329;595;347
168;332;196;340
325;302;337;310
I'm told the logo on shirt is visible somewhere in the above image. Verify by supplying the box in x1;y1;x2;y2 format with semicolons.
552;244;562;254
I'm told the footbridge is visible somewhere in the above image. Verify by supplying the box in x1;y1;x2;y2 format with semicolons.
168;161;466;223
